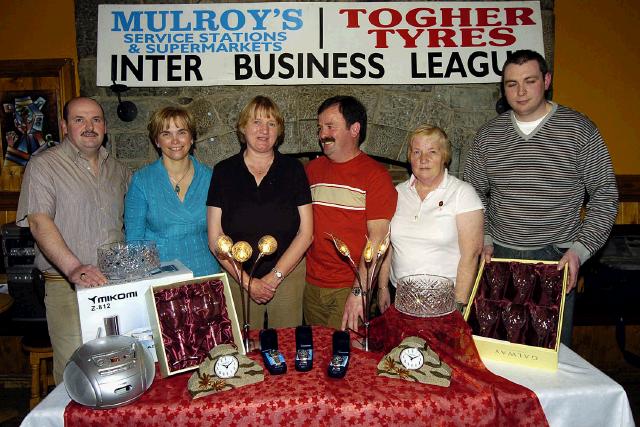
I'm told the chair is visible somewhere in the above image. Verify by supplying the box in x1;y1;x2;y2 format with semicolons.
22;333;55;409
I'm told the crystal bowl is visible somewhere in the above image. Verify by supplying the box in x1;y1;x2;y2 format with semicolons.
97;240;160;281
395;274;455;317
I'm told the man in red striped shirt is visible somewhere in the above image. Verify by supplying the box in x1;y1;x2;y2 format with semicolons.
304;95;397;332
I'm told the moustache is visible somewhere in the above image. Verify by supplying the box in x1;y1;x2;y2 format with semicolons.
81;131;98;137
320;138;335;145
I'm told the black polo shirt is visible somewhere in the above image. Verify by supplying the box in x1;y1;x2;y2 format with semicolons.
207;150;312;277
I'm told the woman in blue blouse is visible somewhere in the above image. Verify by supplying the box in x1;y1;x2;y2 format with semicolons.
125;107;220;276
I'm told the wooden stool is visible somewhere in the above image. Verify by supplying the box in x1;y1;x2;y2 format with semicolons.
0;293;13;314
22;334;55;409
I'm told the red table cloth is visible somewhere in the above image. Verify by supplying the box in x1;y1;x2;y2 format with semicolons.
65;311;547;426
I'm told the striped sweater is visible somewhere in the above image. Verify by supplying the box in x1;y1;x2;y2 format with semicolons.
463;103;618;264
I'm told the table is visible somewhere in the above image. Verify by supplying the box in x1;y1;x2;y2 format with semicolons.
21;329;634;427
484;347;634;427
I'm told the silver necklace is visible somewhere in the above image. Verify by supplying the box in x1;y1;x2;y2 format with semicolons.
169;162;192;194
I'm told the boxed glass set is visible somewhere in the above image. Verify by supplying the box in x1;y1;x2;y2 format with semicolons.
145;273;244;377
464;258;568;370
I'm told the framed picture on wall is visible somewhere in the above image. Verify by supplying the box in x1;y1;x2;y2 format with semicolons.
0;90;61;169
0;59;75;197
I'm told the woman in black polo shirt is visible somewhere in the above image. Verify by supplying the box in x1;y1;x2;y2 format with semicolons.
207;96;313;329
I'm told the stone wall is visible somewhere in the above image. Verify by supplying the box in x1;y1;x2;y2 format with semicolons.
76;0;555;179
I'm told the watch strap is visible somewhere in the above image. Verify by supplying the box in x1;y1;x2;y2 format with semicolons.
272;268;284;281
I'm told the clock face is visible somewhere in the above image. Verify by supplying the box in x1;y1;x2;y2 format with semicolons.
399;347;424;370
214;354;239;379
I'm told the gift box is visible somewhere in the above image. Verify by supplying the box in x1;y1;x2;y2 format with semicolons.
463;258;568;370
146;273;244;377
76;260;193;361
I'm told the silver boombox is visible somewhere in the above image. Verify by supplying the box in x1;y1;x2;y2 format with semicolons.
64;335;155;409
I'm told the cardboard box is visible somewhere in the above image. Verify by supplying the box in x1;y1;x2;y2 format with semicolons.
76;260;193;361
146;272;244;377
463;258;568;370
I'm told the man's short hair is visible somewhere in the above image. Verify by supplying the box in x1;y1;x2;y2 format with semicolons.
236;95;285;147
501;49;551;100
317;95;367;145
62;97;105;122
503;49;549;76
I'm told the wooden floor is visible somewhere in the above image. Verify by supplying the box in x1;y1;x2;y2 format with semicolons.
0;386;29;426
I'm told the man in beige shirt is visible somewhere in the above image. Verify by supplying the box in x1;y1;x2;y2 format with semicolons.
16;97;130;383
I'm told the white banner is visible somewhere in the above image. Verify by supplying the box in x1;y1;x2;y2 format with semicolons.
97;1;544;86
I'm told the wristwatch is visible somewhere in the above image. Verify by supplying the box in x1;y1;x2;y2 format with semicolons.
272;268;284;282
351;287;362;297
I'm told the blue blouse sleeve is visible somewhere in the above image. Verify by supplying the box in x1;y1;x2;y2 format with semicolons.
124;174;148;241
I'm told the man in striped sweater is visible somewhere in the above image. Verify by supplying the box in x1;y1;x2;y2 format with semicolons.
464;50;618;347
